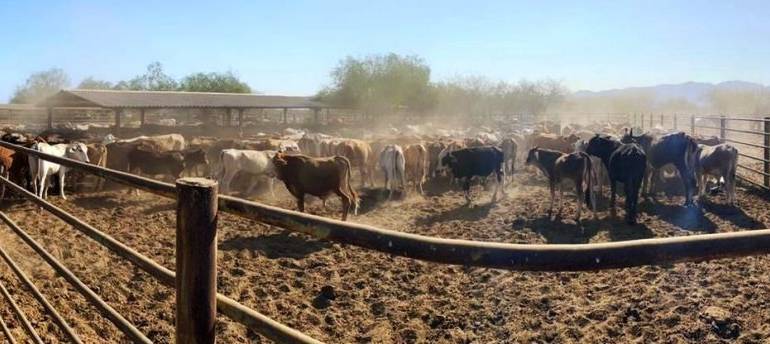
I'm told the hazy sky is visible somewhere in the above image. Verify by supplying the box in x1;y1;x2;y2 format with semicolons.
1;0;768;101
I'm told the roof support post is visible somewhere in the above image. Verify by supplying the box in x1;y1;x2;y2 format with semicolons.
226;109;233;127
283;108;288;124
47;107;53;129
314;108;320;125
326;108;330;124
238;109;244;128
114;108;123;130
140;109;146;127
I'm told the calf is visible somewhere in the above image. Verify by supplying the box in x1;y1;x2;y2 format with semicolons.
379;145;406;198
440;146;505;204
272;153;359;220
526;148;596;222
695;144;738;205
218;149;277;196
404;144;428;195
29;142;90;200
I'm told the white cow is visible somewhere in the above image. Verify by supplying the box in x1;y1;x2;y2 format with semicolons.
379;145;406;199
218;149;277;196
119;134;185;151
29;142;90;200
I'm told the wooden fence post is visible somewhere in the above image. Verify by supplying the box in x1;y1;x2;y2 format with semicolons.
176;178;218;344
283;108;288;124
238;109;244;128
140;109;146;127
47;107;53;129
641;113;645;130
720;115;727;141
649;113;653;128
660;114;664;127
673;114;677;130
691;115;695;136
764;117;769;188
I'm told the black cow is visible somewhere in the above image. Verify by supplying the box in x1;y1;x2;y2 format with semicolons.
440;146;505;203
624;131;698;206
586;135;647;224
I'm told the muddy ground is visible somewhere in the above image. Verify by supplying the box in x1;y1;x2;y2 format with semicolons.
0;167;768;343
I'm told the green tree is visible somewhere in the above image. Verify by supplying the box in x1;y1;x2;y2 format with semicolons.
178;71;252;93
78;77;114;89
10;68;70;104
114;62;177;91
317;53;435;115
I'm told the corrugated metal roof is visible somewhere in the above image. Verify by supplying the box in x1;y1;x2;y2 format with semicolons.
38;89;328;109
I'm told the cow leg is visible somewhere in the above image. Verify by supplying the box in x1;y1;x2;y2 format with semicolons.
575;179;583;222
335;189;352;221
548;182;555;218
0;168;6;201
610;181;617;218
676;163;694;206
38;170;48;199
463;178;472;204
296;194;305;213
269;177;275;198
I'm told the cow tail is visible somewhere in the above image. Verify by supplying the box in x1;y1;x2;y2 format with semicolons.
684;137;698;189
335;156;359;214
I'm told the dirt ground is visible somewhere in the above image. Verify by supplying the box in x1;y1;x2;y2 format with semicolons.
0;167;768;343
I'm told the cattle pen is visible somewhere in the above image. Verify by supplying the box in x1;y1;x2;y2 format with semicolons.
0;134;769;342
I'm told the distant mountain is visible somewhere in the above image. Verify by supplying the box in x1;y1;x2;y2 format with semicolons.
572;81;767;106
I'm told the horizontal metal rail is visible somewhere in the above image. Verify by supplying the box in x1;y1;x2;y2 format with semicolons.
737;164;770;177
694;125;769;136
738;152;770;164
219;195;770;271
0;281;43;344
695;116;770;123
723;138;770;150
0;245;83;344
0;211;151;344
737;175;770;190
0;175;320;344
0;312;16;344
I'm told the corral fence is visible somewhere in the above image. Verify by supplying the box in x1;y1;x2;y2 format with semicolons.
630;113;770;190
0;140;769;343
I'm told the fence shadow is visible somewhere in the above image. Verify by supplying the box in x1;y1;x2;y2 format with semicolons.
702;201;766;230
220;232;331;259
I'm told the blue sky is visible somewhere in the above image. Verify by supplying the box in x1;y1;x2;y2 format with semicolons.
0;1;768;101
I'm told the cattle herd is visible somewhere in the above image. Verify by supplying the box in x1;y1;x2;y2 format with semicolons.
0;120;740;227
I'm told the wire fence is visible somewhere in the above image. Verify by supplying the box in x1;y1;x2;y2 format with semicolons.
0;138;769;342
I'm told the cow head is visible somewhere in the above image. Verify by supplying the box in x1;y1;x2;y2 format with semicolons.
66;142;90;163
525;147;539;166
439;152;457;172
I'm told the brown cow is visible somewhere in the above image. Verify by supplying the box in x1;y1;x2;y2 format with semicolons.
426;141;447;179
528;133;580;154
125;144;185;185
335;139;374;186
272;153;359;220
404;144;428;194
